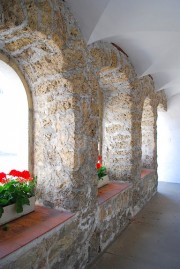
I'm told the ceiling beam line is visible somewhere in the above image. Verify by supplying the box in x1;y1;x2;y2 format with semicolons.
111;43;128;58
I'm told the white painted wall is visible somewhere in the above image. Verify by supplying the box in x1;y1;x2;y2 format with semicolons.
157;94;180;183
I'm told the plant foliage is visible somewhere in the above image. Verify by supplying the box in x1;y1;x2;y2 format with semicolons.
97;166;107;179
0;170;36;218
96;155;107;179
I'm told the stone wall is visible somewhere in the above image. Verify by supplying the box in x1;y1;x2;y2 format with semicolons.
133;171;158;215
1;184;133;269
141;97;155;169
0;0;99;213
0;1;167;268
0;214;94;269
88;42;167;182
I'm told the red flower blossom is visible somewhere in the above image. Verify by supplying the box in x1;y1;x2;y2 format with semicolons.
21;170;31;180
96;163;102;169
0;172;8;184
9;169;21;177
9;169;32;181
9;169;33;182
98;155;102;161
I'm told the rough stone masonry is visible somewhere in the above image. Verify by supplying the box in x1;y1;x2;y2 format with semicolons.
0;1;167;268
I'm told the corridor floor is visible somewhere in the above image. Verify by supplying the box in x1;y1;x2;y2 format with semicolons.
90;182;180;269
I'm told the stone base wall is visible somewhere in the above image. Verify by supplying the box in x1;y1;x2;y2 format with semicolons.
1;177;157;269
133;172;158;216
0;215;89;269
88;184;133;264
1;184;134;269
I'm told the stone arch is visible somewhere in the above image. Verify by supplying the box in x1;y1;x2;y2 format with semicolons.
0;0;99;212
137;77;167;172
88;41;139;181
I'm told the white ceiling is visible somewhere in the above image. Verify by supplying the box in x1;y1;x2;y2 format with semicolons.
67;0;180;99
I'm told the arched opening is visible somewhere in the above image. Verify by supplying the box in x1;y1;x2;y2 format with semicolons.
157;99;178;183
97;67;134;181
141;97;155;169
0;60;29;173
89;42;137;182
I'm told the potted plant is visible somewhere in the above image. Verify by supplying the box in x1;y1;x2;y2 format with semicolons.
96;156;109;188
0;169;36;225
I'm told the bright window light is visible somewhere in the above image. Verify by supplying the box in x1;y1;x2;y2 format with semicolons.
0;60;28;173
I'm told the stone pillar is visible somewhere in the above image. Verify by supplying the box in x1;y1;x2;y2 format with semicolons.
102;86;134;181
141;98;156;169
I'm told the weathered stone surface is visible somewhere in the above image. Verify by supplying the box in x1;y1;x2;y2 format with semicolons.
1;0;25;26
133;171;158;214
97;185;133;252
0;1;167;268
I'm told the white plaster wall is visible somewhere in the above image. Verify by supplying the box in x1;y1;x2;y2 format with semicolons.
157;94;180;183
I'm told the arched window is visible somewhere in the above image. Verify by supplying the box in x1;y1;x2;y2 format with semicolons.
0;60;29;173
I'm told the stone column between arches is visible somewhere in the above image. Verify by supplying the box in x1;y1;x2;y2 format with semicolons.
141;97;156;169
99;72;137;181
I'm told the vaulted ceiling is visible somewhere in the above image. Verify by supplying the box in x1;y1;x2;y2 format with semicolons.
67;0;180;100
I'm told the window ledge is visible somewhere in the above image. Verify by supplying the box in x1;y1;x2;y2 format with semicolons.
0;206;74;259
141;168;155;179
98;182;132;205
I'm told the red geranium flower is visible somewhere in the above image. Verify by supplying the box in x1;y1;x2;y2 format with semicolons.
21;170;32;181
8;169;32;181
96;163;102;169
9;169;21;177
0;172;8;184
98;155;102;161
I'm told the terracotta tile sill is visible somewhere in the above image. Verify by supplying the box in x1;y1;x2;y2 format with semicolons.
141;168;155;179
0;205;74;259
98;182;132;205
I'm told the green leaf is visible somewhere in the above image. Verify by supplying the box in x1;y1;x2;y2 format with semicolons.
15;196;30;213
0;186;4;192
97;166;107;178
0;199;9;206
15;199;23;213
21;196;30;206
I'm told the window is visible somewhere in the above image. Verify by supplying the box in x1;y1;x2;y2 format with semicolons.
0;60;28;172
